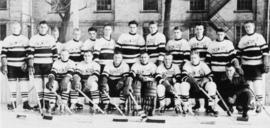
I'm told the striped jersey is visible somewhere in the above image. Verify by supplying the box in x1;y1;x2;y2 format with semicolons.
156;63;181;79
29;34;57;64
207;39;236;72
50;59;75;80
102;61;130;80
131;62;157;77
189;36;212;61
145;32;166;63
62;39;83;62
75;61;100;80
237;33;269;66
116;33;145;64
182;61;213;83
1;34;29;67
81;38;97;53
93;37;115;66
166;38;190;64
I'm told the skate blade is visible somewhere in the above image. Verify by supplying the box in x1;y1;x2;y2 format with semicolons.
112;118;128;122
200;121;215;125
43;115;53;120
16;114;27;119
145;119;166;123
237;117;249;121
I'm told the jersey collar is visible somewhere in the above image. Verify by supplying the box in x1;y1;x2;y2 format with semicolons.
164;63;173;69
129;32;137;36
39;33;47;36
90;38;96;41
174;38;182;41
192;62;200;66
151;31;158;36
196;35;204;41
247;32;255;36
12;33;20;36
103;36;111;41
73;39;79;42
113;62;122;68
61;59;69;63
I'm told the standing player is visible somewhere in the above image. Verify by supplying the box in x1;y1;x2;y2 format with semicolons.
237;21;269;113
156;53;182;114
73;51;100;113
145;21;166;66
1;22;31;110
81;27;98;54
99;52;131;112
62;28;83;62
189;23;212;61
94;24;115;72
166;26;190;66
116;20;145;67
181;51;219;116
28;20;57;109
130;52;157;116
51;27;62;55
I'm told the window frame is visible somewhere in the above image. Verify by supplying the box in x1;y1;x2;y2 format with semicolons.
96;0;112;13
235;23;246;43
142;0;158;12
237;0;253;11
190;0;206;11
0;0;7;10
0;24;7;40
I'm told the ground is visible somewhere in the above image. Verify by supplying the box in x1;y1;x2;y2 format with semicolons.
1;104;270;128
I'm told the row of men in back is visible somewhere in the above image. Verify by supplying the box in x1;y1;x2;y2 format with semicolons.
0;20;269;118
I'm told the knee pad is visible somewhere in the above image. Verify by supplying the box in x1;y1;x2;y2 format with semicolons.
132;80;142;96
143;81;157;97
178;82;190;96
86;78;98;91
205;82;217;96
157;84;165;97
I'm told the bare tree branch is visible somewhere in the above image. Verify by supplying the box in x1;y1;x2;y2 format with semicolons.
45;0;53;5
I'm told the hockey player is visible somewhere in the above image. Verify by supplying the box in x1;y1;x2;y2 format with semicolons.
99;52;131;112
116;20;145;67
189;23;212;61
145;21;166;65
81;27;98;54
1;22;32;110
219;63;252;119
62;28;83;62
166;26;190;66
73;51;100;113
130;51;157;116
94;24;115;72
51;27;62;55
237;21;269;113
46;50;76;113
28;20;57;109
181;51;218;116
156;53;182;114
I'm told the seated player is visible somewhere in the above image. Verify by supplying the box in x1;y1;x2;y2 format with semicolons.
99;51;131;113
46;50;76;113
130;51;157;116
219;63;253;119
73;51;100;113
156;53;182;114
181;51;218;116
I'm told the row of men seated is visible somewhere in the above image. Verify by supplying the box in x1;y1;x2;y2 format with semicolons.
37;49;252;119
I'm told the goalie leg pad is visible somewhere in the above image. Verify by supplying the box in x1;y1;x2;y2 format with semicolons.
142;96;156;115
178;82;191;96
132;79;142;96
142;81;157;97
204;82;217;96
157;84;166;107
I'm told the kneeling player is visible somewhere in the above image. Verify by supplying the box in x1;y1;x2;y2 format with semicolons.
73;51;100;113
99;52;131;112
130;52;157;116
156;53;182;113
181;51;218;116
46;50;76;113
219;64;252;119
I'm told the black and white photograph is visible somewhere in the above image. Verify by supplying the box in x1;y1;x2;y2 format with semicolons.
0;0;270;128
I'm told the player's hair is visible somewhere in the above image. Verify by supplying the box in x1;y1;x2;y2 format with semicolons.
60;49;69;54
114;49;123;55
39;20;48;26
73;28;81;33
128;20;138;26
195;22;205;28
88;27;97;32
225;63;234;68
173;26;182;31
244;20;255;25
83;50;93;55
190;50;200;57
216;28;225;33
149;21;158;26
140;50;149;56
104;23;112;28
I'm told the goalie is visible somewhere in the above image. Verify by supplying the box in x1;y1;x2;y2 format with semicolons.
181;51;219;116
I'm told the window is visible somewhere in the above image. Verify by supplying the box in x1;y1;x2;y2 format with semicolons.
237;0;252;11
143;0;158;11
0;0;7;10
190;0;205;11
235;24;246;43
0;24;6;40
97;0;112;11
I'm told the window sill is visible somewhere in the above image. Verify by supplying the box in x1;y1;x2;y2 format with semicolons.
140;10;159;13
234;10;253;13
187;10;208;13
94;10;113;13
0;8;8;11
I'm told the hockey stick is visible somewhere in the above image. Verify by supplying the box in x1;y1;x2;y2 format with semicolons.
102;91;128;122
216;90;232;116
52;91;73;115
76;89;105;114
248;88;270;117
29;74;44;116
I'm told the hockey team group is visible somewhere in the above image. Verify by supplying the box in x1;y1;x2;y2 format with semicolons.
0;19;269;121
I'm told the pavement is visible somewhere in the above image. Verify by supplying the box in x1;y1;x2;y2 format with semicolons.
1;103;270;128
